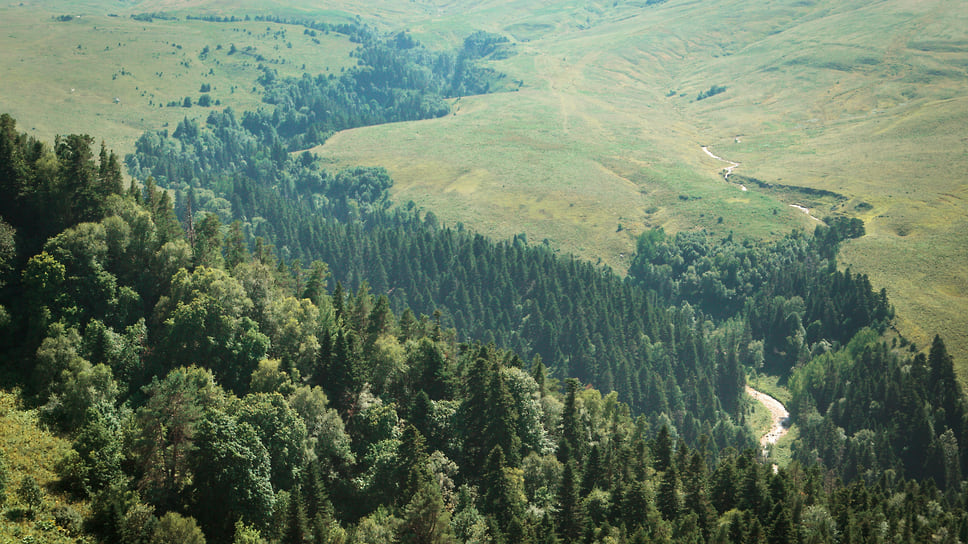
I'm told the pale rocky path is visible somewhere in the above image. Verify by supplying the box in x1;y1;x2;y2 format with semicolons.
746;385;790;448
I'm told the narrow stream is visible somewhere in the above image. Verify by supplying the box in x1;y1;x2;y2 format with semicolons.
701;145;747;190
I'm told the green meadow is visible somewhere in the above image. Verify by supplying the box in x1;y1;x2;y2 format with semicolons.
2;0;967;375
0;2;356;153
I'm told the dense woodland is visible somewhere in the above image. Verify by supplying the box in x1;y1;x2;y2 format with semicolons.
3;110;968;543
0;19;966;544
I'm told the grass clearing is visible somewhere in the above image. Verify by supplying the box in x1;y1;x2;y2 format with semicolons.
0;4;356;154
748;374;792;407
745;395;773;445
768;424;798;468
0;391;88;542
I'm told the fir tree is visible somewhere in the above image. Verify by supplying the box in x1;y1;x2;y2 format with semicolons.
557;461;584;543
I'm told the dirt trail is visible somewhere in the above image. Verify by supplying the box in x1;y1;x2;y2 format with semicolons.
746;385;790;448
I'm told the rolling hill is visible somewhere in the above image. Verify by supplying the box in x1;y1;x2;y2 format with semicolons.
1;0;966;374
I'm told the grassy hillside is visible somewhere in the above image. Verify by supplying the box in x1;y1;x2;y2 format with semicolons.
313;0;968;373
0;2;356;153
0;391;88;542
1;0;966;373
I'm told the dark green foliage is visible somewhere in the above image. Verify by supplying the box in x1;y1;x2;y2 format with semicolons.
152;266;269;392
480;446;522;527
399;472;456;544
235;392;308;491
557;462;584;542
461;30;511;60
281;486;309;544
17;475;42;512
627;227;893;361
657;465;679;521
190;411;275;541
559;378;585;465
696;85;726;101
0;52;965;541
653;425;673;473
86;481;138;541
67;403;125;496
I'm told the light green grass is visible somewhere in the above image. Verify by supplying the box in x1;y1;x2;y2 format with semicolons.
0;391;89;543
0;4;356;154
746;396;773;444
748;374;792;406
768;424;798;468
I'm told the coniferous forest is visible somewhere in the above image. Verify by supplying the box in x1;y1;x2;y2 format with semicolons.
0;22;966;544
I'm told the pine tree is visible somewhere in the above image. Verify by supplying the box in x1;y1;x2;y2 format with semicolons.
461;355;493;476
683;451;714;537
531;356;547;398
481;446;522;528
302;261;330;307
767;503;795;544
557;461;584;543
282;485;309;544
484;366;521;467
397;425;430;505
225;220;249;269
929;335;963;433
658;463;679;521
331;281;345;324
301;461;333;525
399;474;456;544
581;444;603;495
653;425;673;473
559;378;584;465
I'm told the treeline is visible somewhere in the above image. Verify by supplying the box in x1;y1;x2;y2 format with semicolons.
124;26;896;458
124;30;760;448
790;330;968;498
254;29;508;150
127;115;755;451
1;118;967;543
626;227;893;370
118;13;968;512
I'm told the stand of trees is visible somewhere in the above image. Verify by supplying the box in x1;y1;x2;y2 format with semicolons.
1;114;967;543
2;15;966;542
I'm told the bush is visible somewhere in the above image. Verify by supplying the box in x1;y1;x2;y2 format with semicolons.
151;512;206;544
18;476;42;513
52;504;84;535
696;84;726;101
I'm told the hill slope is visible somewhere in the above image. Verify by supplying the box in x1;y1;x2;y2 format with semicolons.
313;0;968;370
1;0;966;369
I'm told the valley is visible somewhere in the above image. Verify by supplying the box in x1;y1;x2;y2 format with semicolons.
0;1;967;541
3;0;965;369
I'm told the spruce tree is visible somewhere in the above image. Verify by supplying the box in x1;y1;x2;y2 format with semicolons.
481;446;522;528
658;464;679;521
557;461;584;543
653;425;673;473
484;366;521;467
399;472;456;544
461;355;492;476
282;485;309;544
559;378;584;465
